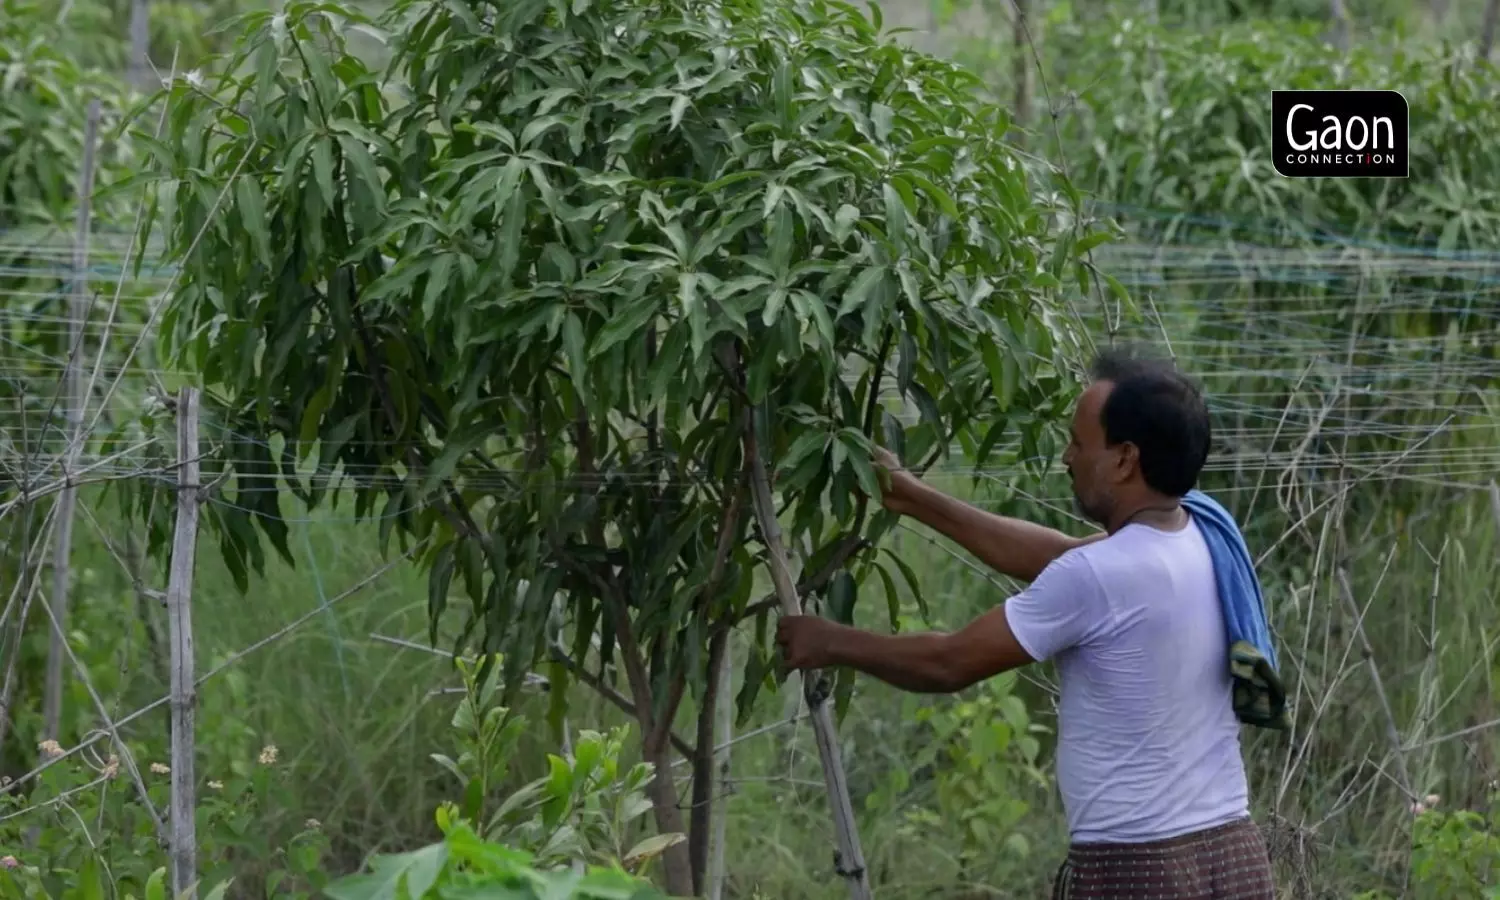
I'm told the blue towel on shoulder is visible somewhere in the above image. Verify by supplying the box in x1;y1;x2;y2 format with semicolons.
1182;489;1289;730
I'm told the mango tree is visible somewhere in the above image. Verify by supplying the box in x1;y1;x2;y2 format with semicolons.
130;0;1101;893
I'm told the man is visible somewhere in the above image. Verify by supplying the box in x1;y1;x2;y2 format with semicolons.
776;350;1277;899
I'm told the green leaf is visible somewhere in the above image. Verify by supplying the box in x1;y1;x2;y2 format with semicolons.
521;115;566;147
299;34;341;120
870;102;895;141
768;202;794;273
625;833;688;869
974;416;1009;467
842;432;881;501
422;253;456;324
735;644;769;729
833;664;856;725
144;868;167;900
337;133;388;214
234;176;272;270
883;547;928;623
779;429;829;478
1074;228;1114;255
562;311;589;401
76;856;104;900
828;569;857;624
762;288;789;327
202;877;234;900
427;541;456;644
904;172;960;219
312;137;336;207
670;93;692;130
838;266;886;320
590;293;659;359
323;841;449;900
872;560;901;632
833;204;861;242
1001;694;1029;733
1103;272;1130;305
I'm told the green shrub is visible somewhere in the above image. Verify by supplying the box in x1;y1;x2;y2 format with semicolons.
322;819;667;900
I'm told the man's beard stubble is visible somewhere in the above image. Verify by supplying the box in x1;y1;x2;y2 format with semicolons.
1070;477;1108;527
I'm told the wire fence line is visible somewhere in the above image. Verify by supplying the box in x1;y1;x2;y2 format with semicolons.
4;220;1495;529
3;184;1500;893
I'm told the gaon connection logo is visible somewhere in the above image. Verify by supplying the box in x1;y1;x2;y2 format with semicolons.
1271;90;1409;178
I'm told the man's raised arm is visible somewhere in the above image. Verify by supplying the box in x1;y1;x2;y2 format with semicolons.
877;449;1104;582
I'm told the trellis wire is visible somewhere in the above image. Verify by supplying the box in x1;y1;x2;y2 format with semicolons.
2;196;1499;892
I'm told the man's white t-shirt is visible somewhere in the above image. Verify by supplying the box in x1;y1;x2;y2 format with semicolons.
1004;518;1250;844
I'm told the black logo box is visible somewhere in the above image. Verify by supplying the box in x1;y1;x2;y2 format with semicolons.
1271;90;1409;179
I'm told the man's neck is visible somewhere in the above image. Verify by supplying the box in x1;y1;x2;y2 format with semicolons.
1107;493;1186;534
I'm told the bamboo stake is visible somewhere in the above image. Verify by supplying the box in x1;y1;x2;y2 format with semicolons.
744;413;871;900
42;98;101;741
167;387;202;898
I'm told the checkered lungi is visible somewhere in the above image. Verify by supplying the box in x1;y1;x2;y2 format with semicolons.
1050;817;1276;899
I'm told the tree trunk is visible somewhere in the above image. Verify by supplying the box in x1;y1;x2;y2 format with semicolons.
689;629;728;893
643;738;694;896
605;594;693;896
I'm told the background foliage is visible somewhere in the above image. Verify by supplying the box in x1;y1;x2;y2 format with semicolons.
0;0;1497;896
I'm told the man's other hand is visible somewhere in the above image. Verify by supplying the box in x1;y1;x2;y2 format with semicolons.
869;445;916;513
872;445;902;477
776;615;840;670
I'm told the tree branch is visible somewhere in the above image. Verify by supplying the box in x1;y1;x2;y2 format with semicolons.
719;531;870;635
321;155;486;547
571;407;658;741
548;645;694;758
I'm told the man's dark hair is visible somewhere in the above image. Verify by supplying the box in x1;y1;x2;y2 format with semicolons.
1088;347;1211;497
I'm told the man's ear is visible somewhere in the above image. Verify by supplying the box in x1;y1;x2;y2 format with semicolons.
1112;441;1140;483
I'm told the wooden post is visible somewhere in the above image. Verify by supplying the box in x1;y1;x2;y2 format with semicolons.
1481;0;1498;62
745;416;872;900
1329;0;1352;50
706;636;734;900
129;0;153;91
1010;0;1032;137
42;98;101;740
166;387;202;898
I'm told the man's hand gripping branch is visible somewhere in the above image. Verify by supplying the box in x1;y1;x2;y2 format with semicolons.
774;447;1103;693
